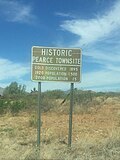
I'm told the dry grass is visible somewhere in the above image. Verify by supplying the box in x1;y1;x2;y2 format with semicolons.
0;96;120;160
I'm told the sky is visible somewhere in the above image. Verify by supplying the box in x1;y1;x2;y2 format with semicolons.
0;0;120;92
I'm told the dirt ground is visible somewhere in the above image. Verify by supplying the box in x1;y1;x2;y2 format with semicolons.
0;97;120;160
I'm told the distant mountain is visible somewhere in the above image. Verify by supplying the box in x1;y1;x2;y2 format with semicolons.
0;87;4;96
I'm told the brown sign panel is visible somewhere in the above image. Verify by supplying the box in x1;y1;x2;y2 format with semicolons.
31;46;82;83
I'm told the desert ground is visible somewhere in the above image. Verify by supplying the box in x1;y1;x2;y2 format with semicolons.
0;93;120;160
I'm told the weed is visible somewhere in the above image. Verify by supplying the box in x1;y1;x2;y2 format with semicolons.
0;127;15;138
29;114;37;127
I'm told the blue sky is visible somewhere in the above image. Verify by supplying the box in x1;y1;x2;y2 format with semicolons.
0;0;120;92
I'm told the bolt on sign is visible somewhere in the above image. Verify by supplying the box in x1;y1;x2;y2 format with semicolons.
31;46;82;83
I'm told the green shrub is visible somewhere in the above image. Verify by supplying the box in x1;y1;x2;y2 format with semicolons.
10;100;26;115
0;99;10;114
3;82;26;97
0;99;4;114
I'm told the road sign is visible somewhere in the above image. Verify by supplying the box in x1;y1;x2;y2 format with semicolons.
31;46;82;83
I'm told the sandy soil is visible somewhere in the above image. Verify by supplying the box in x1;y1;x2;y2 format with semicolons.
0;97;120;160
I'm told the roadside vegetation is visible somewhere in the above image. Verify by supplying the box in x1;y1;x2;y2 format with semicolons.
1;81;120;115
0;81;120;159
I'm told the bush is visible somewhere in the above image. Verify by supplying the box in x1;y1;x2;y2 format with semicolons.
0;99;9;114
74;90;93;106
10;100;26;115
3;81;26;97
0;99;5;114
43;90;66;99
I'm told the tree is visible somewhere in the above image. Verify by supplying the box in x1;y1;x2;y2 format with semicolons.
3;82;26;96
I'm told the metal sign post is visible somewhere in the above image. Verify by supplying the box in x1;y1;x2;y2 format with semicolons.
37;82;41;147
68;83;74;147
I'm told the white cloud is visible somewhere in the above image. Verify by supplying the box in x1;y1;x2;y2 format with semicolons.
0;58;29;81
55;12;76;18
59;0;120;68
0;0;36;24
60;0;120;46
83;48;120;72
58;0;120;91
81;70;120;87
